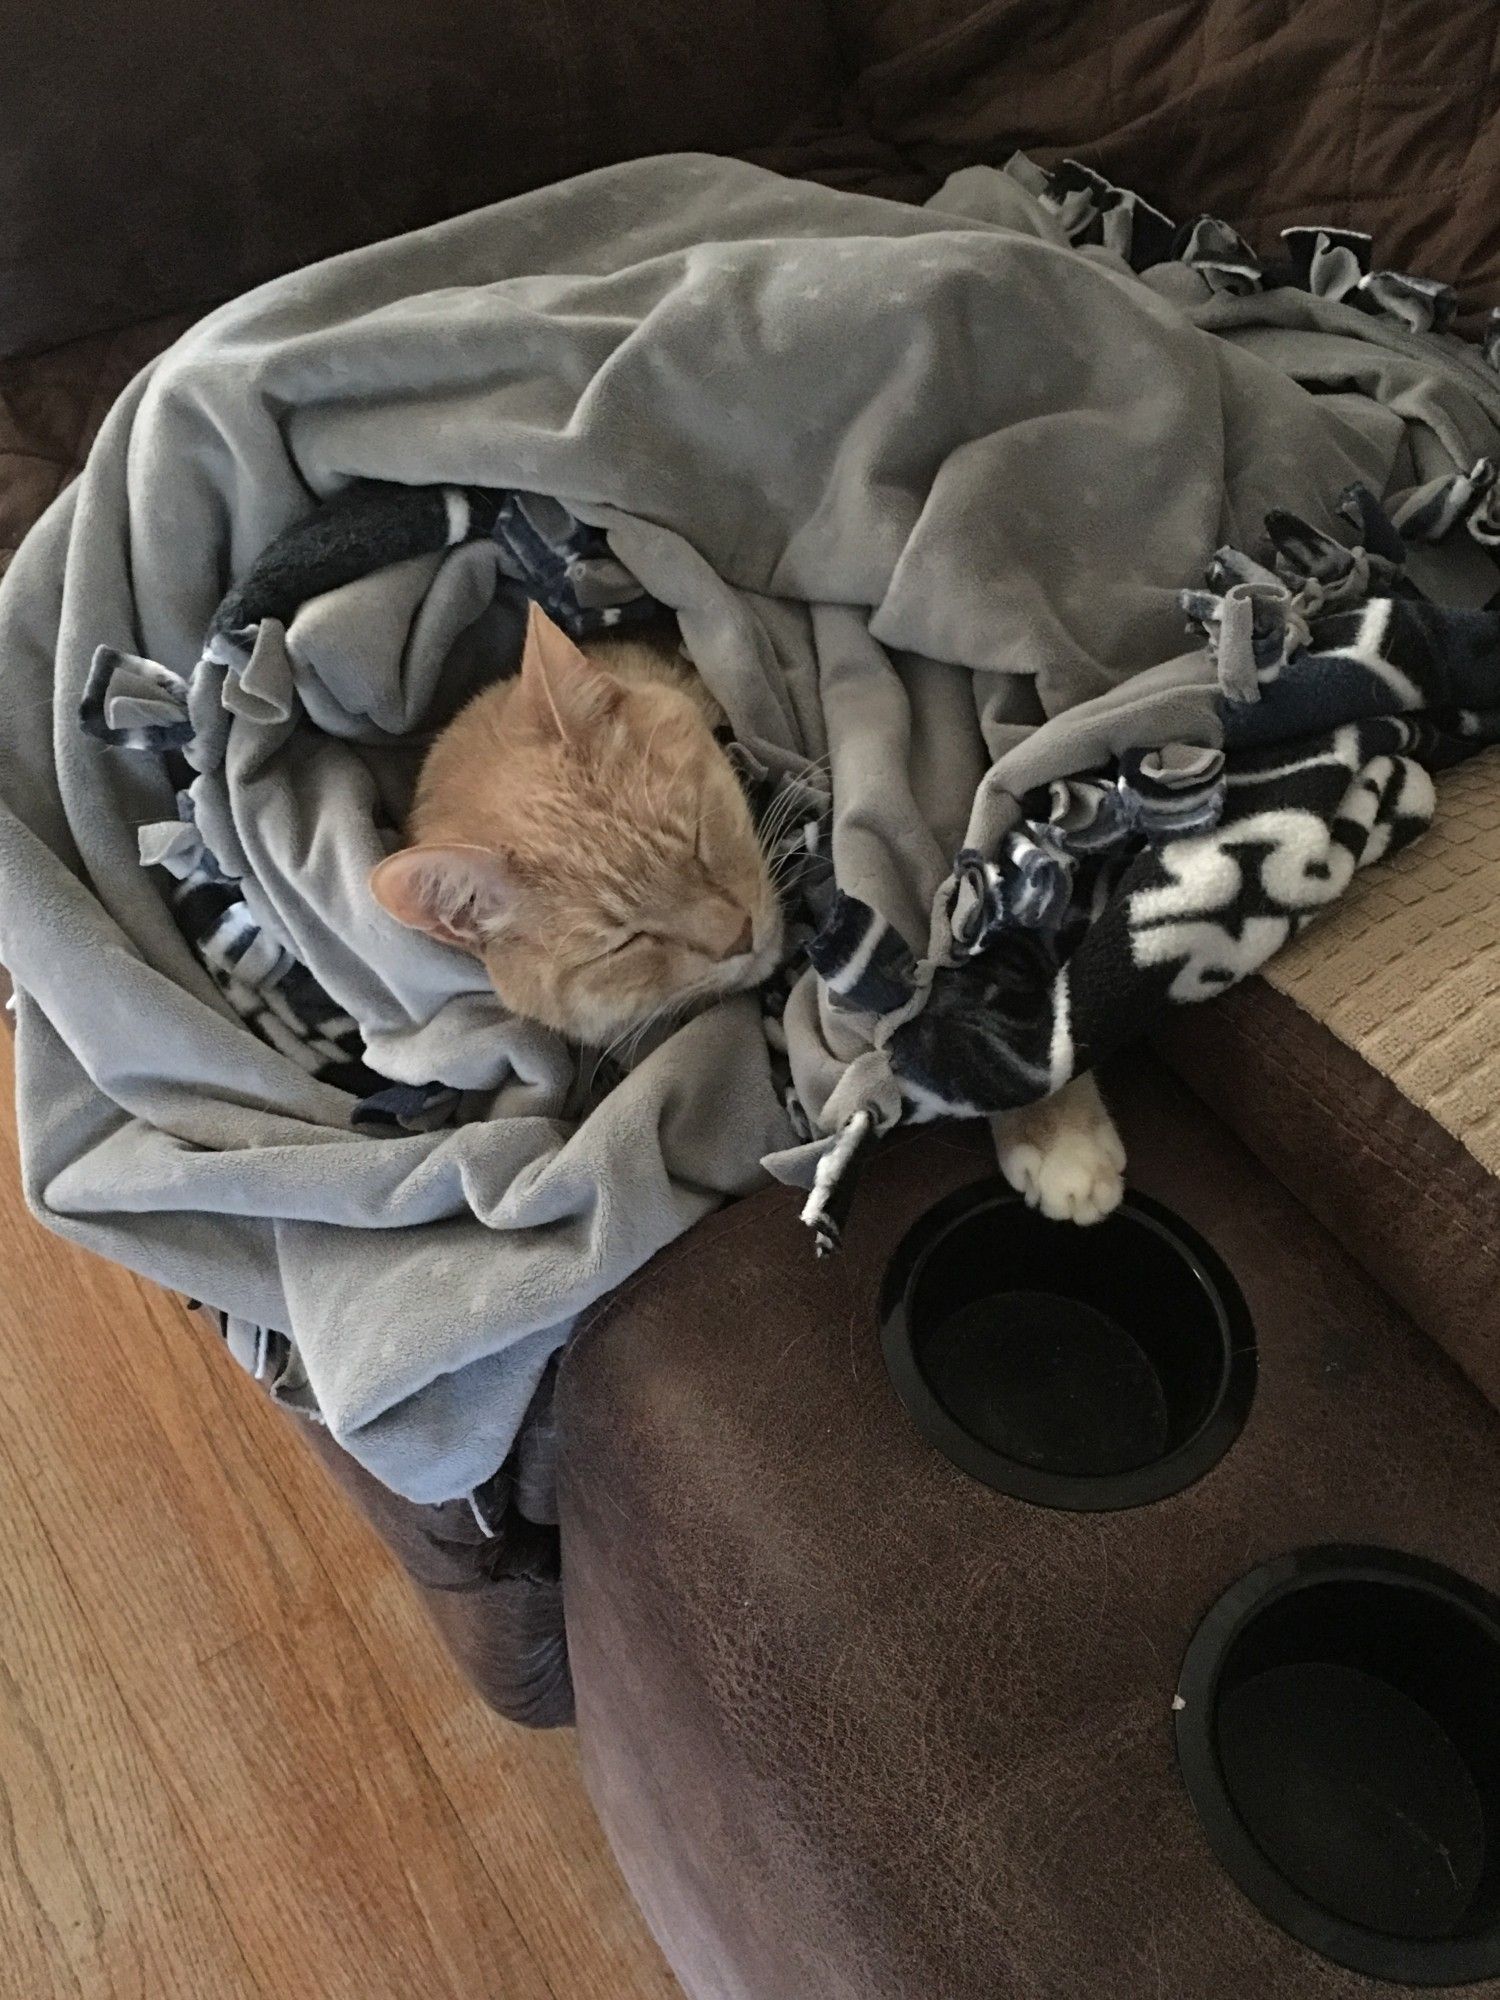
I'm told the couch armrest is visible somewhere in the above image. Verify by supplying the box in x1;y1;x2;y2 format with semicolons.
557;1058;1500;1999
1157;745;1500;1417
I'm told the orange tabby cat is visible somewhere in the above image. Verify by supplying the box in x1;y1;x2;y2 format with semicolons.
371;603;784;1046
375;600;1125;1220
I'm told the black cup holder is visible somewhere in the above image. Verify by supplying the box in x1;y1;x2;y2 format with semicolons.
879;1182;1256;1511
1176;1547;1500;1985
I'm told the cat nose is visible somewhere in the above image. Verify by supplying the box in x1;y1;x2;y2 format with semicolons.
728;915;753;958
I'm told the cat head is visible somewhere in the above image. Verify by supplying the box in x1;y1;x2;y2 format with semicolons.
370;603;783;1045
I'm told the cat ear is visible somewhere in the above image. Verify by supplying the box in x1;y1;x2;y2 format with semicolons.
369;844;518;951
518;600;623;741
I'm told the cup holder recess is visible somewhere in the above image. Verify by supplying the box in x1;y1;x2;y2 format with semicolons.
1176;1547;1500;1985
878;1181;1256;1511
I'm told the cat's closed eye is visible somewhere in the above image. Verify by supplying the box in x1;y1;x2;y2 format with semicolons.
587;932;647;964
370;602;785;1046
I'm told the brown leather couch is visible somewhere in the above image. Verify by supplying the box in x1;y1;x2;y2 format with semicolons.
7;4;1500;1994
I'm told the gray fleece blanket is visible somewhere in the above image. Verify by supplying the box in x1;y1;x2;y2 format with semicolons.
5;153;1500;1504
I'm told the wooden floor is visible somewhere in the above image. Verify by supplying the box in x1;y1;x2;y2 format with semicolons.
0;1049;680;2000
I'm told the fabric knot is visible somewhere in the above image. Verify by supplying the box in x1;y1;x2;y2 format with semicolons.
1183;577;1309;704
1003;831;1075;930
223;626;296;726
79;646;194;752
1264;509;1380;605
137;817;216;882
1390;458;1500;545
1176;215;1261;295
1201;545;1279;594
1038;777;1135;853
949;850;999;954
1011;156;1176;271
1118;745;1226;838
1281;226;1372;304
1355;268;1457;336
1279;226;1454;333
1464;462;1500;547
202;624;255;671
949;836;1074;953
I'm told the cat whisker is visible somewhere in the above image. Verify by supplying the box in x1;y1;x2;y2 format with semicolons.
756;793;808;856
758;782;804;829
601;989;684;1072
764;822;819;876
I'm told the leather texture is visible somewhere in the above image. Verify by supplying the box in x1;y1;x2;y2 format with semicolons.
1159;979;1500;1418
298;1411;574;1728
559;1058;1500;1999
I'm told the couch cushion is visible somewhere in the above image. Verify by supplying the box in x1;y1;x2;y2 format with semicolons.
0;0;887;358
0;314;190;570
1265;752;1500;1180
1159;748;1500;1409
841;0;1500;307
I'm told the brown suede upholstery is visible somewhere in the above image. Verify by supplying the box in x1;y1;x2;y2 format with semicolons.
1159;984;1500;1418
560;1059;1500;1999
842;0;1500;308
0;0;875;357
0;314;190;572
298;1415;574;1728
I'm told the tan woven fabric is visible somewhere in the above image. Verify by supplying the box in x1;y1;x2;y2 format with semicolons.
1265;750;1500;1176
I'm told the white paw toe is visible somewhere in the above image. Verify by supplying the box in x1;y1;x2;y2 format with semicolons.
997;1140;1045;1203
1095;1118;1128;1176
1000;1129;1125;1226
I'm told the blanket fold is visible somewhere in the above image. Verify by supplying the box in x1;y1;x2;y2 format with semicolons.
3;151;1499;1502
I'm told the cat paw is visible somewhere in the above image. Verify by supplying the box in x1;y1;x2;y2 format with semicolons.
997;1120;1126;1226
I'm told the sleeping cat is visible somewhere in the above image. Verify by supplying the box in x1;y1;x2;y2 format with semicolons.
371;602;1125;1221
371;602;785;1048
